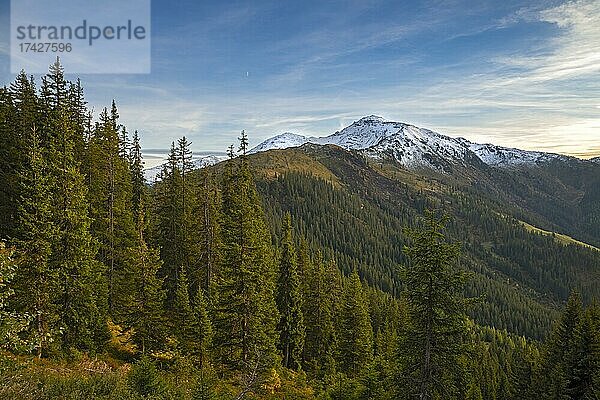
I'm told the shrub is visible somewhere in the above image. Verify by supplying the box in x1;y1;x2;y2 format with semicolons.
127;356;164;397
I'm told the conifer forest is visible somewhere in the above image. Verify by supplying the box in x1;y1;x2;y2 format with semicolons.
0;62;599;400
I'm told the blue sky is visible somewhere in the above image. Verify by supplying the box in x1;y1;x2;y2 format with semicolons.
1;0;598;164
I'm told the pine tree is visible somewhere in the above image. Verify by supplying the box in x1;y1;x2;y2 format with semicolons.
13;126;59;357
190;288;213;365
177;136;195;282
188;166;221;301
1;72;37;240
41;60;105;351
276;212;305;370
303;252;337;376
533;292;583;400
567;308;600;399
396;211;471;399
213;134;279;371
172;268;196;353
119;202;166;354
130;131;146;226
66;78;88;166
154;142;185;307
338;270;373;377
87;105;136;317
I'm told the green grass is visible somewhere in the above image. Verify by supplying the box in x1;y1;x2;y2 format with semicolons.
518;220;599;251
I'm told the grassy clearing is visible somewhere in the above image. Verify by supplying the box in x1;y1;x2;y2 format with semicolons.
519;220;599;251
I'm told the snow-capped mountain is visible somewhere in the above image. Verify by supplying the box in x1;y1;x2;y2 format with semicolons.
144;154;227;183
250;115;579;171
144;116;593;180
314;115;405;150
249;132;311;154
462;141;566;166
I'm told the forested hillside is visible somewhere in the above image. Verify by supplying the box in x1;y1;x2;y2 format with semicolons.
1;63;599;399
242;145;600;339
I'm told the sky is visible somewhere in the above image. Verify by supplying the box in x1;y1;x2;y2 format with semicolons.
1;0;599;164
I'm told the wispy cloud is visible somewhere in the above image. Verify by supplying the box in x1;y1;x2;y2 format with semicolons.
6;0;597;159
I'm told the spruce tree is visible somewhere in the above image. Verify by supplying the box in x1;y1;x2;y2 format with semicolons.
172;268;196;353
130;131;146;226
41;60;104;351
154;142;185;307
119;202;166;354
13;126;59;356
533;292;583;399
303;252;337;376
276;212;305;370
338;270;373;377
214;134;279;371
2;72;37;240
191;288;213;365
87;105;136;317
177;136;195;284
567;308;600;399
396;211;470;399
532;292;600;400
188;166;221;300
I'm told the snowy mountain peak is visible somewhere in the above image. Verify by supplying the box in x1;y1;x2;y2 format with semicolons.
249;116;585;172
248;132;310;154
321;116;404;150
356;115;391;123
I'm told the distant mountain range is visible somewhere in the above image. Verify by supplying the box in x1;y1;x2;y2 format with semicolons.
249;115;585;171
145;115;597;179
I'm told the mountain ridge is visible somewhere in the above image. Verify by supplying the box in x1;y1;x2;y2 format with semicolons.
249;115;584;172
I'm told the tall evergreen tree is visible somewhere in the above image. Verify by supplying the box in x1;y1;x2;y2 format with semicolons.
1;72;37;240
154;142;185;307
338;270;373;377
214;134;279;371
303;252;337;376
88;105;136;316
119;202;166;354
177;136;194;277
130;130;146;226
567;307;600;399
66;78;88;166
396;211;471;400
13;126;58;357
190;288;213;366
276;212;305;370
188;166;221;300
532;292;596;400
171;268;195;353
41;60;105;351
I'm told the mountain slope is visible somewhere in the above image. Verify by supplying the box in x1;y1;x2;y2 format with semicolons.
248;115;600;246
233;144;600;339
